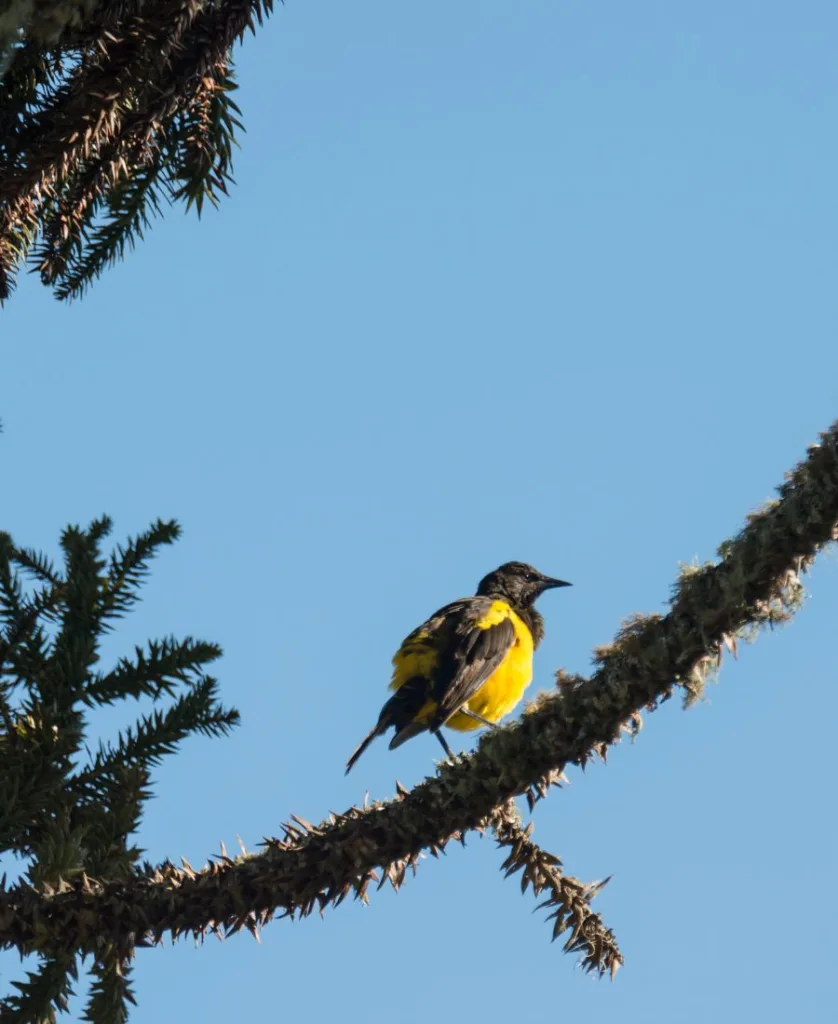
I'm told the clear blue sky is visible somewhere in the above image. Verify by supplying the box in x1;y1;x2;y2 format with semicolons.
2;1;837;1020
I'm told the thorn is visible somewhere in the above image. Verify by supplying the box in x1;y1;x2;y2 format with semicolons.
584;875;613;900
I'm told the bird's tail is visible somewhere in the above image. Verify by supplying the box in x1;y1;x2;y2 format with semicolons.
388;720;428;750
345;724;384;775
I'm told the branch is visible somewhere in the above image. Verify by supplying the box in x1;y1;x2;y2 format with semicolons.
82;947;136;1024
490;799;620;976
0;0;207;207
0;1;273;299
0;420;837;964
77;675;239;779
0;952;77;1023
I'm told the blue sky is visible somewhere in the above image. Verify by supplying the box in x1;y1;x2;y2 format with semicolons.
2;1;838;1020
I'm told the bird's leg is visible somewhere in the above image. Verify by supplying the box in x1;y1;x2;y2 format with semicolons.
456;707;501;730
433;728;456;761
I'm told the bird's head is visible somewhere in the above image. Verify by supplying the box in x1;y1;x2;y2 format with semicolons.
476;561;572;607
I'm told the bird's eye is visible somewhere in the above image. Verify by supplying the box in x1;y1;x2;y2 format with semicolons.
524;572;534;582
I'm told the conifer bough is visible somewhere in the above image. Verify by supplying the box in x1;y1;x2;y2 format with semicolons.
0;420;837;1022
0;0;277;302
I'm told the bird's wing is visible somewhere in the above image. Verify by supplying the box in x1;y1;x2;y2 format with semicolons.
431;598;517;723
389;598;474;690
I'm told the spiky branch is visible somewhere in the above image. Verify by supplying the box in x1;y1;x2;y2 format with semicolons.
0;516;239;1020
0;0;269;301
490;799;620;977
0;420;836;1018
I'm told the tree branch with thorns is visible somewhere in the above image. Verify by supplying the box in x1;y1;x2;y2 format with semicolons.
1;420;837;1022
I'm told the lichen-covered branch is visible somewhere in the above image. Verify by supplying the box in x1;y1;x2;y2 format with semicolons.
1;420;836;967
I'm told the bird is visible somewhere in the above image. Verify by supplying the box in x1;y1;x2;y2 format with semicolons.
345;561;571;774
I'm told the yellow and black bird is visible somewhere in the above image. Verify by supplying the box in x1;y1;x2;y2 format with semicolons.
345;561;570;773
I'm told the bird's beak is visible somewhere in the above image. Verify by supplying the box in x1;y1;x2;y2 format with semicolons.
542;576;572;589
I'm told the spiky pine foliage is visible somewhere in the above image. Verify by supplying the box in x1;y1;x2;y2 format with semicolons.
0;516;238;1023
0;0;272;303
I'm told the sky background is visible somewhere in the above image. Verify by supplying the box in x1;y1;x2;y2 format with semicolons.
2;1;838;1020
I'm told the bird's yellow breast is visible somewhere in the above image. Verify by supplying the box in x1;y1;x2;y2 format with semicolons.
447;603;534;732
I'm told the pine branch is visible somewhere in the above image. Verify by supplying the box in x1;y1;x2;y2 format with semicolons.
168;59;243;216
0;0;206;205
0;515;240;1017
1;614;53;695
85;636;223;706
35;171;106;288
77;675;239;780
1;419;836;968
0;192;39;297
0;708;77;854
51;139;169;300
0;675;15;733
33;132;158;289
99;518;180;622
0;43;67;162
57;1;150;54
0;529;27;626
40;519;114;707
0;539;59;704
12;546;62;585
73;763;151;878
0;0;274;300
82;948;136;1024
0;953;77;1024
